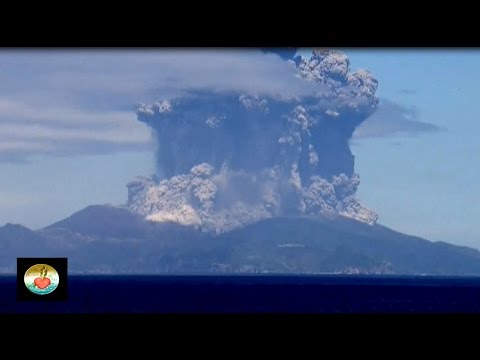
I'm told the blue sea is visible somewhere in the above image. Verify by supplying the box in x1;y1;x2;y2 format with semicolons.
3;275;480;313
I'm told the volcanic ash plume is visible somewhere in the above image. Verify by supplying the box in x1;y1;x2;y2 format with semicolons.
127;49;379;233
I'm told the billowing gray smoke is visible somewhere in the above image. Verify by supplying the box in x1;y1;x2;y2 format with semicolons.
127;49;379;233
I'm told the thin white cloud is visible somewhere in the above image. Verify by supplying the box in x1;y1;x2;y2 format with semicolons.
0;98;142;128
353;99;443;139
0;123;150;143
0;50;322;161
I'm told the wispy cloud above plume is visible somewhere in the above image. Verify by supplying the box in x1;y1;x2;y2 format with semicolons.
353;99;444;139
0;50;320;162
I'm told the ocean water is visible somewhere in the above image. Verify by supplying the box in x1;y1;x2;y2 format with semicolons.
2;275;480;313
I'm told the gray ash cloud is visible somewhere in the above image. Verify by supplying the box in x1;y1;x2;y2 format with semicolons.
127;49;379;233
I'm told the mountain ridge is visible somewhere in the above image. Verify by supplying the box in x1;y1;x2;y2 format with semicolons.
1;204;479;275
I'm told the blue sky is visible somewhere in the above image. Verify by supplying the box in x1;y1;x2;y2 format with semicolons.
344;50;480;248
0;49;479;248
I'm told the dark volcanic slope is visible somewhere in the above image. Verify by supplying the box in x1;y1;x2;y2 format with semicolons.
2;205;480;275
43;205;152;239
0;224;50;269
212;216;480;275
39;205;206;273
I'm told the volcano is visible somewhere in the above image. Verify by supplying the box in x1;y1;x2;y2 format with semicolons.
1;204;479;275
